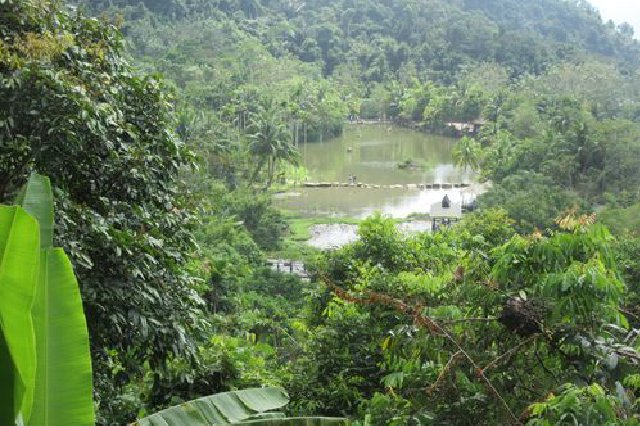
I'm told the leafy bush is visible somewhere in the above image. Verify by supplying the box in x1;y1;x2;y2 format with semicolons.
478;172;583;233
527;384;626;425
223;191;287;251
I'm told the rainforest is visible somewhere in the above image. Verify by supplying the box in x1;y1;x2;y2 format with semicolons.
1;0;640;424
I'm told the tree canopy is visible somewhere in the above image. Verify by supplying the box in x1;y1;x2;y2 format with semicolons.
0;1;203;421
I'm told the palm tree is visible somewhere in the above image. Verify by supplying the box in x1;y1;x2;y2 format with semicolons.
247;105;299;189
453;136;481;173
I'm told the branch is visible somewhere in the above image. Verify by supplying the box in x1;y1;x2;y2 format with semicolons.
323;277;522;424
534;347;559;384
481;334;539;373
425;350;464;396
412;312;521;425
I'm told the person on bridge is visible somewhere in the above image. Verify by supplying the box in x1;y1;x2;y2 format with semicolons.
442;194;451;208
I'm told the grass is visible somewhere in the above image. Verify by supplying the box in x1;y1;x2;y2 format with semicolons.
286;214;360;240
267;211;362;260
271;209;434;260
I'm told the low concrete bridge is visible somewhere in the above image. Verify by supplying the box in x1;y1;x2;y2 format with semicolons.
301;182;472;189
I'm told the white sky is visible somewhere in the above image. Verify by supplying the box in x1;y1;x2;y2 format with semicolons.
588;0;640;37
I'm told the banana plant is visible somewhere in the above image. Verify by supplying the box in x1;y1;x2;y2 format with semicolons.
0;174;94;426
0;202;39;425
133;387;347;425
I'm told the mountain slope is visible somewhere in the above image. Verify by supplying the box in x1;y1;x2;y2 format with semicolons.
77;0;639;83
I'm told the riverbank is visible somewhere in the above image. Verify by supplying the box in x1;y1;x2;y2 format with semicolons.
268;213;361;260
273;210;466;255
345;117;480;138
346;119;394;125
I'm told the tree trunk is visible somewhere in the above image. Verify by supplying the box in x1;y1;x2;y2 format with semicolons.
249;158;266;186
265;156;276;189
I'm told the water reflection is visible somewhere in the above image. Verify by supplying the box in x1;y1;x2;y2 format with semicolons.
277;125;482;218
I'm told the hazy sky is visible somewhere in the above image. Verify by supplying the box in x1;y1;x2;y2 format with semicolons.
588;0;640;37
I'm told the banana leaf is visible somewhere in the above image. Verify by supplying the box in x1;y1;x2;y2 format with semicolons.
17;173;95;425
29;248;95;426
234;418;348;425
134;387;287;425
0;206;40;425
134;387;348;426
15;174;54;249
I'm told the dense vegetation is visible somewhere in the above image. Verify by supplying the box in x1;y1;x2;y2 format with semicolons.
2;0;640;424
288;212;639;424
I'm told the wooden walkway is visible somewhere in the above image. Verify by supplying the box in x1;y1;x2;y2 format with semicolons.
302;182;471;189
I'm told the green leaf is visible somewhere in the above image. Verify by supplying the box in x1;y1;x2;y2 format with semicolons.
529;402;547;416
30;248;95;426
0;206;40;424
16;174;54;249
134;387;290;425
135;387;348;425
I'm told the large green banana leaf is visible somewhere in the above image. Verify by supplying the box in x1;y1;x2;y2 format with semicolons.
29;248;95;426
0;206;40;425
15;174;54;249
134;387;289;425
16;173;94;426
134;387;347;425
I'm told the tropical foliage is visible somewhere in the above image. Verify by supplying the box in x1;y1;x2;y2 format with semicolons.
2;0;640;425
453;136;481;172
0;175;94;426
0;2;204;422
287;214;639;424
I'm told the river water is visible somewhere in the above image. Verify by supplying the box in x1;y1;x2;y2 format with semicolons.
275;124;481;219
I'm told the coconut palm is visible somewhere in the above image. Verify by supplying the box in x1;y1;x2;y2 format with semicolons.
453;136;481;173
247;104;299;188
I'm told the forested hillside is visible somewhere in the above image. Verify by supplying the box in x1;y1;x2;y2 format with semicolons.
82;0;639;81
2;0;640;424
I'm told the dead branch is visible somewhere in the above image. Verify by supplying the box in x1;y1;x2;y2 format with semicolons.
322;276;523;424
425;350;464;396
482;334;539;373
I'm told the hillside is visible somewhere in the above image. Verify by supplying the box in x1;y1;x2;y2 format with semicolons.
77;0;639;84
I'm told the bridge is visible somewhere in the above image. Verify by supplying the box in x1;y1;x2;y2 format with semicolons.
301;182;472;189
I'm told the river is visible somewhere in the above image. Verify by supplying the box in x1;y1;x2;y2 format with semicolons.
275;124;483;219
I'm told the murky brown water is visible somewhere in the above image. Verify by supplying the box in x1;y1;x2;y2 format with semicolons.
276;124;482;218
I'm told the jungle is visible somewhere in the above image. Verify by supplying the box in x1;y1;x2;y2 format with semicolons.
1;0;640;424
